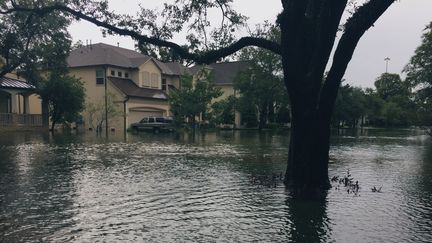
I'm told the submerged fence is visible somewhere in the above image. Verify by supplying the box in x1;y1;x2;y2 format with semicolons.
0;113;43;127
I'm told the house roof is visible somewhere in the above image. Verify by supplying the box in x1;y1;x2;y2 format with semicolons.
68;43;189;76
0;76;35;90
68;43;151;68
189;61;250;85
109;77;167;100
163;62;191;75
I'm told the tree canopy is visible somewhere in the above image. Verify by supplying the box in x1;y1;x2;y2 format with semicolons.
234;29;288;129
169;72;222;125
0;0;71;78
40;72;85;131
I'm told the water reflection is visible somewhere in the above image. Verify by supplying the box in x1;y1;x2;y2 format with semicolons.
0;141;76;241
285;196;330;242
1;129;432;242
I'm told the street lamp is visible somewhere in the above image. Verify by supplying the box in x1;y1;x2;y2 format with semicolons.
384;57;390;73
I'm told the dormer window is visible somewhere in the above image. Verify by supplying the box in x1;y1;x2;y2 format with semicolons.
111;70;115;76
125;72;129;78
118;71;123;77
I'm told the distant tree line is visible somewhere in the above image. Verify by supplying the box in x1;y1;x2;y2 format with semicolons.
334;22;432;129
172;21;432;131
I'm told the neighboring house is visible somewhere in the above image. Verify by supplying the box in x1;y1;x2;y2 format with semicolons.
0;73;43;129
67;43;186;132
189;61;250;127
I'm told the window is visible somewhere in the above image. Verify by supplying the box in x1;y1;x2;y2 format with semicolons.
162;78;167;91
148;117;155;123
118;71;123;77
110;70;115;76
96;69;104;84
151;73;159;88
125;72;129;78
142;71;150;87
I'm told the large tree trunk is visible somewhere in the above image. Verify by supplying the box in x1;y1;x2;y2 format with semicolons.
258;103;268;130
284;105;332;196
278;1;395;196
42;99;49;129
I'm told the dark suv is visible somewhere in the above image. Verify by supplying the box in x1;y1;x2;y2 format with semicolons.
131;117;174;133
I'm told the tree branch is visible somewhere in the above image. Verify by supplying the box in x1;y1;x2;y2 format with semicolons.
5;3;281;64
319;0;395;118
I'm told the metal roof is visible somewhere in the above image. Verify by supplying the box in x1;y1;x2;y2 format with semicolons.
0;76;35;90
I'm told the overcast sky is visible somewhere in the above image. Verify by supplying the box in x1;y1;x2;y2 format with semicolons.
69;0;432;88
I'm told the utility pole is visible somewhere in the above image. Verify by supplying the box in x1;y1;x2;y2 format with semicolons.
384;57;390;73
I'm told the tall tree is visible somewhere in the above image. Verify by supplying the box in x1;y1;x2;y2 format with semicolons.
374;73;409;101
405;21;432;126
234;24;287;130
39;72;85;131
169;72;222;125
2;0;397;195
333;84;367;128
374;73;415;126
0;0;71;78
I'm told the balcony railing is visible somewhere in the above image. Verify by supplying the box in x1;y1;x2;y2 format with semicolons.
0;113;43;127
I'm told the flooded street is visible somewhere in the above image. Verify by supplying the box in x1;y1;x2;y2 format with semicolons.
1;129;431;242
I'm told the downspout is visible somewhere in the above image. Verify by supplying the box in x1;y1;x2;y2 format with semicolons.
123;96;130;135
104;65;108;137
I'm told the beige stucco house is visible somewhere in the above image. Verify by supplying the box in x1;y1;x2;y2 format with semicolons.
67;43;187;132
67;43;253;131
189;61;249;127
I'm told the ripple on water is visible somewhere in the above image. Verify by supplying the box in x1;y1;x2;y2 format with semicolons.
1;131;432;242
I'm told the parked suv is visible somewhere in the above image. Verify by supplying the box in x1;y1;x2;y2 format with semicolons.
131;117;174;133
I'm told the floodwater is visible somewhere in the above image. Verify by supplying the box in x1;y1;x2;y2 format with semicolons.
0;129;431;242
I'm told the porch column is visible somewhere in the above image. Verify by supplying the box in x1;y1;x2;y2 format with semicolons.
23;94;30;114
10;91;19;114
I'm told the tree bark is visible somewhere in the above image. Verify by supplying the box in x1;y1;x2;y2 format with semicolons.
284;103;332;196
258;102;268;130
42;99;49;129
51;119;56;132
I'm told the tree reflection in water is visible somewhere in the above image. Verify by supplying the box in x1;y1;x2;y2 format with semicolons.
285;192;331;242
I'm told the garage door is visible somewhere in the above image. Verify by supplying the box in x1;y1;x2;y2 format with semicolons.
129;110;164;125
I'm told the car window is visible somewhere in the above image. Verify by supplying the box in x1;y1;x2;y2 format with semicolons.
156;118;164;123
140;118;148;123
148;117;155;123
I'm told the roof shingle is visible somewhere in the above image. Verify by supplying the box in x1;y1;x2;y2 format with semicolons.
109;77;167;100
189;61;250;85
68;43;189;76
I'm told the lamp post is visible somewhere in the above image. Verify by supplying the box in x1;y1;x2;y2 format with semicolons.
384;57;390;73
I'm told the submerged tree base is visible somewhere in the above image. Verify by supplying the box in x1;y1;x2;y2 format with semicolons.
285;181;331;200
